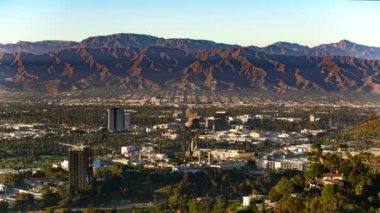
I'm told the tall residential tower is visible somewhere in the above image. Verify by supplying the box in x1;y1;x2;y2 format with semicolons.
68;145;93;191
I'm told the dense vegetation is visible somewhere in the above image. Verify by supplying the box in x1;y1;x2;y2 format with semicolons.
0;102;375;129
0;103;175;128
1;148;379;212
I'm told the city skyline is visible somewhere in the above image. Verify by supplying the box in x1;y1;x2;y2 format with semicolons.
1;1;380;212
0;0;380;47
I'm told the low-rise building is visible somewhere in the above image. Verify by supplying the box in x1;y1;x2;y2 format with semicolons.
242;194;266;207
209;160;247;169
121;146;138;157
210;149;255;160
256;157;308;172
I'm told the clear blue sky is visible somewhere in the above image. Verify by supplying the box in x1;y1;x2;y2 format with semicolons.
0;0;379;47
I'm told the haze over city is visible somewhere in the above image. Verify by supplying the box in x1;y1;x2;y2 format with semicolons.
1;0;380;47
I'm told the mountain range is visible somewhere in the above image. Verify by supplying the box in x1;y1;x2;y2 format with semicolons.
1;33;380;94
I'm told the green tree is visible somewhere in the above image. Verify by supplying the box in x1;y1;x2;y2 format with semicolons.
0;201;9;212
40;188;60;208
274;197;304;213
269;178;294;201
57;186;71;207
308;144;322;164
305;163;324;181
45;208;53;213
84;208;106;213
212;195;227;213
0;174;24;187
320;185;346;212
188;198;212;213
60;208;72;213
13;193;34;210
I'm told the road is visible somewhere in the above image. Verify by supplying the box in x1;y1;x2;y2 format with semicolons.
70;202;154;211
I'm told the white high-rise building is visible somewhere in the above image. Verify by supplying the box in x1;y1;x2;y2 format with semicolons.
107;108;130;132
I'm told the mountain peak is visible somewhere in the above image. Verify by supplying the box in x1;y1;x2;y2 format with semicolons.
338;39;354;44
1;33;380;60
336;39;356;49
273;41;301;46
261;41;310;56
80;33;239;51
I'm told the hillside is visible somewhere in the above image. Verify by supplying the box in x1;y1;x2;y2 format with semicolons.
346;116;380;137
1;33;380;94
1;46;380;93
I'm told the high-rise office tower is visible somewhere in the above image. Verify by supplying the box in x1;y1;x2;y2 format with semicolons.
214;111;226;120
68;145;93;191
180;105;187;128
214;111;229;131
124;112;130;131
206;117;216;131
107;108;127;132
